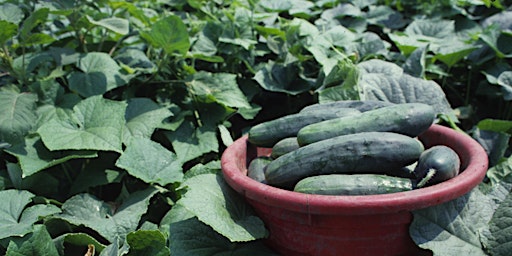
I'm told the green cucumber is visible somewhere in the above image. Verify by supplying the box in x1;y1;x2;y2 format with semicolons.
248;107;360;147
414;145;460;187
264;132;425;188
293;174;414;195
297;102;435;146
247;156;273;184
271;137;300;159
300;100;395;113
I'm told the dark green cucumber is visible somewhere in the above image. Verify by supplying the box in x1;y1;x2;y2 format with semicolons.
264;132;425;188
248;107;360;147
300;100;395;113
271;137;300;159
247;156;273;184
414;145;460;187
297;103;435;146
293;174;414;195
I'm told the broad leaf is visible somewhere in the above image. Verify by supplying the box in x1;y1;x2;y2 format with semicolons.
5;134;97;177
125;230;170;256
116;137;183;186
497;71;512;100
86;16;129;35
164;202;277;256
410;189;493;256
178;173;267;242
165;121;218;164
472;128;510;168
187;72;251;109
0;3;24;24
0;20;17;45
253;61;315;95
485;190;512;256
68;52;130;97
37;95;126;153
57;187;158;243
6;225;59;256
0;189;60;240
140;15;190;55
0;91;38;144
54;233;107;256
123;97;173;144
357;59;453;116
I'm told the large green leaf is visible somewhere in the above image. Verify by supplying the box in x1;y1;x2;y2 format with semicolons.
6;225;59;256
37;95;126;153
86;15;129;35
68;52;130;97
57;187;158;243
0;91;38;144
357;59;454;117
486;191;512;256
178;173;267;242
253;61;315;95
123;98;173;144
410;189;494;255
116;137;183;186
125;230;170;256
165;121;218;164
0;190;61;240
5;134;97;177
0;20;17;45
0;3;24;24
163;202;277;256
187;72;251;109
140;15;190;55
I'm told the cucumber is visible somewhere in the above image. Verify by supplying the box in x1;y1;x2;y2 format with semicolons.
297;103;435;146
247;156;273;184
300;100;395;113
248;107;360;147
271;137;300;159
414;145;460;187
264;132;425;188
293;174;414;195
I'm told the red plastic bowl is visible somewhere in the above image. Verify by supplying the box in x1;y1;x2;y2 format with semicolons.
221;124;488;256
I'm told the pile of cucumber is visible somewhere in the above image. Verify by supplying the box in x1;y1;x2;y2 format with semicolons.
246;100;461;195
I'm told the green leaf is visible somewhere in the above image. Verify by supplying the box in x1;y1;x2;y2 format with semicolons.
19;8;49;43
253;61;314;95
497;71;512;100
86;16;129;35
317;58;361;102
477;118;512;134
410;189;493;255
37;95;126;153
116;137;183;186
125;230;170;256
123;98;173;144
54;233;107;255
0;189;60;240
165;121;218;164
178;173;267;242
6;225;59;256
68;52;130;97
433;41;479;68
0;3;24;24
0;20;17;45
357;59;453;117
57;187;158;243
472;128;510;168
403;45;428;78
187;71;251;109
163;202;277;256
5;134;97;177
140;15;190;55
0;91;38;144
486;191;512;256
486;155;512;187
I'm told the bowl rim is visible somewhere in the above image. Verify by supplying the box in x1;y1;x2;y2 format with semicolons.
221;124;489;215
